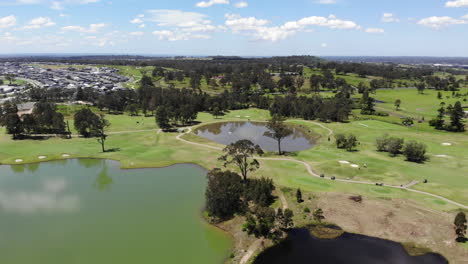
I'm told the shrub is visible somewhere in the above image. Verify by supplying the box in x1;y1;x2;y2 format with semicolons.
403;141;427;163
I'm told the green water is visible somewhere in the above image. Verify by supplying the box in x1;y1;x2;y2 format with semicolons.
0;159;232;264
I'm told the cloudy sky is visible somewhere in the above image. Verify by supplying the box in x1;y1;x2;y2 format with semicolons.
0;0;467;56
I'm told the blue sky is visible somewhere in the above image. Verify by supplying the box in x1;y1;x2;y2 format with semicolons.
0;0;467;56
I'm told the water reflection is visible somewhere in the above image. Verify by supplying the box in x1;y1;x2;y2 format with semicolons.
25;163;40;173
78;158;104;168
196;122;317;152
94;166;113;191
0;178;80;214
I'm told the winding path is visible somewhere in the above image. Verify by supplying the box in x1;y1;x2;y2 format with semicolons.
176;122;468;210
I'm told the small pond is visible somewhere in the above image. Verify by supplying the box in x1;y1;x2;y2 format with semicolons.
195;121;317;152
0;159;231;264
254;228;447;264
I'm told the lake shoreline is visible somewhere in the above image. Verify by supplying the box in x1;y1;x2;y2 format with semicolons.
1;155;465;263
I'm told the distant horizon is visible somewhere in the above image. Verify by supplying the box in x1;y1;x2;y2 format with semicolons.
0;54;468;59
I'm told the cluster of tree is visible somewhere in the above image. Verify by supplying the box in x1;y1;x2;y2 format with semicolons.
268;91;353;123
424;76;462;91
454;212;467;243
335;134;359;152
318;61;434;80
243;206;293;242
73;108;111;151
429;101;465;132
205;168;293;242
376;135;405;157
0;101;68;139
402;141;428;163
308;69;354;92
377;135;427;163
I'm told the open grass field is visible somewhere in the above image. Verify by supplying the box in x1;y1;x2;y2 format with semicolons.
0;77;28;86
1;106;467;213
369;87;468;120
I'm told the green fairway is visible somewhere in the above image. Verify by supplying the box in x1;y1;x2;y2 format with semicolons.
1;107;467;213
371;87;468;120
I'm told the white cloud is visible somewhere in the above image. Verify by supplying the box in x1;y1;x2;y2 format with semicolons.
50;1;64;9
145;9;223;40
129;31;144;36
23;17;56;29
138;24;146;28
130;18;143;24
7;0;100;9
463;14;468;19
0;15;17;29
417;16;466;28
382;13;399;23
146;9;210;28
234;1;248;8
152;30;210;41
0;32;16;41
316;0;336;4
196;0;229;8
321;43;328;47
445;0;468;7
61;23;107;33
365;27;385;33
225;14;269;31
224;14;360;42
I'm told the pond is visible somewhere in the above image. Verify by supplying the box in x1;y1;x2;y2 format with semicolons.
195;121;317;152
254;228;448;264
0;159;231;264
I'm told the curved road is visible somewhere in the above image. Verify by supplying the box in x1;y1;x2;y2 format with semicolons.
176;122;468;210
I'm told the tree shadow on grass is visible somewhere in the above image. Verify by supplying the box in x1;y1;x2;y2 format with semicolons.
105;148;121;153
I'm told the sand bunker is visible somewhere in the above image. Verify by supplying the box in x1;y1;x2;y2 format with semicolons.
38;156;47;159
338;161;350;164
351;164;360;168
62;154;70;158
442;143;452;146
434;154;451;158
15;159;23;163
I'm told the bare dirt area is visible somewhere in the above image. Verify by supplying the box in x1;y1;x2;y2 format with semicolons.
315;192;468;263
215;216;271;264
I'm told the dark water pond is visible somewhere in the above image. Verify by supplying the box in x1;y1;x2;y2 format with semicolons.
195;122;317;152
254;229;448;264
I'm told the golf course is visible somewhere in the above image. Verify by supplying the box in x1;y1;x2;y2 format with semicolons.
1;62;467;263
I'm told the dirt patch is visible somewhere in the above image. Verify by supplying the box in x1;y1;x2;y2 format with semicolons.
315;192;468;263
215;216;271;264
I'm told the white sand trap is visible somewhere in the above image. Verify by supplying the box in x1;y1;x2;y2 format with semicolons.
442;143;452;146
235;115;241;117
15;159;23;163
434;154;451;158
245;116;250;118
351;164;360;168
62;154;70;158
338;161;350;164
359;123;369;128
38;156;47;159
